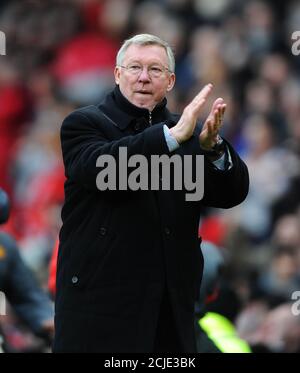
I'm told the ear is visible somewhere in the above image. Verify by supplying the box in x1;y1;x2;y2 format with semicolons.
166;73;175;92
114;66;121;85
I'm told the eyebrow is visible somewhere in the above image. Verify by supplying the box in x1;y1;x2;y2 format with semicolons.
124;59;165;66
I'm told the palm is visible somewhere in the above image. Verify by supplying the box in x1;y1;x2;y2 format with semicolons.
199;98;226;150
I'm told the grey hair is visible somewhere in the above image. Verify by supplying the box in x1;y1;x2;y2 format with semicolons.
116;34;175;73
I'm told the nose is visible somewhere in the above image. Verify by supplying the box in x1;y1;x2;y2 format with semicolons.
138;67;151;81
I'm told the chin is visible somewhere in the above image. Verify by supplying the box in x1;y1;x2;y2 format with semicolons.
134;100;153;110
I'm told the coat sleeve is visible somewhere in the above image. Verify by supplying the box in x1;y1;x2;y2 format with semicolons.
1;233;54;334
201;139;249;208
60;110;170;190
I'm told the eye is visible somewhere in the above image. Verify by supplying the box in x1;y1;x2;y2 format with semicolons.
128;65;142;73
150;66;163;73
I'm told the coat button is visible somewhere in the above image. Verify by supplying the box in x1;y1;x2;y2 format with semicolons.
164;227;171;235
71;276;78;284
100;227;107;236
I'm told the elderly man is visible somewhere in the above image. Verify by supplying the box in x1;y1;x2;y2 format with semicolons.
54;34;249;353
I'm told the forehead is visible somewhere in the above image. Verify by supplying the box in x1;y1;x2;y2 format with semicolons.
123;44;168;65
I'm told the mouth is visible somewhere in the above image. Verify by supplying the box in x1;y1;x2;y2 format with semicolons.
135;90;152;95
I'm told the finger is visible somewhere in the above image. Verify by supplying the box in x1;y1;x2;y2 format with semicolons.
208;122;219;143
216;105;225;128
217;106;222;127
214;109;218;125
198;83;213;100
207;97;224;122
211;98;224;112
214;109;220;129
207;120;216;137
221;104;226;116
190;84;213;109
200;119;218;147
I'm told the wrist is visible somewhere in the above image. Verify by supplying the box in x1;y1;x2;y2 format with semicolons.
169;127;183;144
200;136;226;159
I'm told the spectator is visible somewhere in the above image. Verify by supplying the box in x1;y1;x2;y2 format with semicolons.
0;188;54;352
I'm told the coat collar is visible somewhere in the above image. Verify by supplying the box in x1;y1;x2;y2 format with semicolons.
98;85;171;130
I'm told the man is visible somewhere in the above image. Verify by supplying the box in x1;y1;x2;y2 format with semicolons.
0;188;54;351
54;34;249;353
195;241;251;353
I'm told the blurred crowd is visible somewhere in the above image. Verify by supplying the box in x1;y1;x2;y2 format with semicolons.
0;0;300;352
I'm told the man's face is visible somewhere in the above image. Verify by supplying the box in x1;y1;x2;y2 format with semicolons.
114;44;175;111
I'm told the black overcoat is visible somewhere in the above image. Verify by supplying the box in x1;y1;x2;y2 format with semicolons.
54;86;249;352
